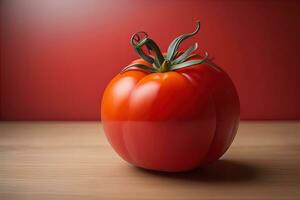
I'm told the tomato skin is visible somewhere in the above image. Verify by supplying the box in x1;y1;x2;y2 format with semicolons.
101;59;239;172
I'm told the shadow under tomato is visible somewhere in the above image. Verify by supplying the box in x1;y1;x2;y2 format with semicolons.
133;159;260;183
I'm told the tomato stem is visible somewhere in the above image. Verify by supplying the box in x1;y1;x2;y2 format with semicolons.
121;21;220;73
160;60;171;72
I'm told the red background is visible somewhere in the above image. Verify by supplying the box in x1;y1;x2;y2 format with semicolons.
1;0;299;121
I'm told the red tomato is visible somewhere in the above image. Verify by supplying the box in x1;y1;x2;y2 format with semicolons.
101;22;239;172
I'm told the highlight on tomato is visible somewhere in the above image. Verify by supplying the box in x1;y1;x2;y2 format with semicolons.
101;21;240;172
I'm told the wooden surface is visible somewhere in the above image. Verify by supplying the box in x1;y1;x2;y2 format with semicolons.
0;121;299;200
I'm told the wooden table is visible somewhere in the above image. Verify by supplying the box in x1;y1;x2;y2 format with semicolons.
0;121;299;200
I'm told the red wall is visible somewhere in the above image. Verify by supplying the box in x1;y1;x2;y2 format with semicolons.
1;0;300;120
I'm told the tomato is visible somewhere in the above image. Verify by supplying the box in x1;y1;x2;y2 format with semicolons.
101;22;239;172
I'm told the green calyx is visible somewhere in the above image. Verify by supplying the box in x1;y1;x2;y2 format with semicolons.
121;21;217;73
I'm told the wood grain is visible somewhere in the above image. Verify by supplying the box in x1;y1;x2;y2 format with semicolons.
0;121;299;200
